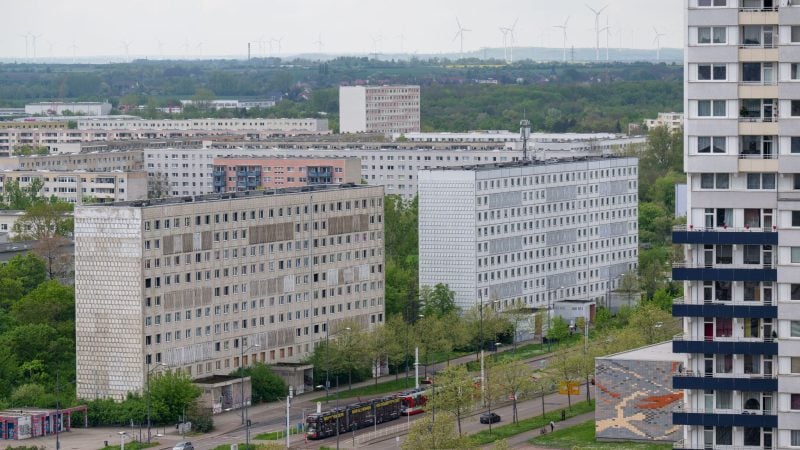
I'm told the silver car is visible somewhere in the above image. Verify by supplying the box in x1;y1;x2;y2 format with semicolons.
173;442;194;450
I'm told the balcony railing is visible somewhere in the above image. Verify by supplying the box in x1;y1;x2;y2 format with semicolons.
674;225;777;233
673;333;775;344
673;369;776;380
672;262;774;270
672;297;774;306
738;152;776;159
673;402;776;416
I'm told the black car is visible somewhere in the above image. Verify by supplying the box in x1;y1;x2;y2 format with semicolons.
479;412;501;424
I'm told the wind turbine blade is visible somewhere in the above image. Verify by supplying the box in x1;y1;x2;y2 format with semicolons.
456;17;462;29
586;4;598;15
511;17;519;30
599;5;608;14
452;32;461;43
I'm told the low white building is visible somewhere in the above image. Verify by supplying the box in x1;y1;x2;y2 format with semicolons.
0;170;147;205
643;112;683;132
25;102;112;116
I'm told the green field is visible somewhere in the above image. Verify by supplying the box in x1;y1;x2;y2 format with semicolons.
467;400;595;445
254;427;300;440
529;420;672;449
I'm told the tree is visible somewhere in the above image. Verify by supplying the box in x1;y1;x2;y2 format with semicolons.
33;235;72;281
616;270;641;309
504;301;531;351
402;412;464;450
548;348;580;410
12;200;74;241
365;323;400;386
421;283;458;318
385;315;412;380
334;322;370;391
629;302;679;345
233;362;287;404
488;360;534;424
1;178;44;210
11;280;74;329
10;383;54;408
427;365;475;436
191;87;216;109
0;253;46;293
547;316;570;346
185;399;213;433
148;370;202;425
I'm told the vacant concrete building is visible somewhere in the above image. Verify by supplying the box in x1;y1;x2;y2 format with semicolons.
74;185;386;400
339;85;420;134
25;102;112;116
0;170;147;205
418;156;639;312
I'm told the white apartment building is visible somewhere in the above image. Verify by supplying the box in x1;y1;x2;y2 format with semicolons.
143;135;644;199
0;170;147;205
77;118;329;133
644;112;685;132
74;184;386;400
25;102;112;116
339;85;420;134
417;156;639;312
0;150;144;172
673;1;800;449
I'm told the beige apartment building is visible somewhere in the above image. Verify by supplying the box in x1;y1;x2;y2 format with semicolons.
339;85;421;134
0;170;147;205
74;184;386;400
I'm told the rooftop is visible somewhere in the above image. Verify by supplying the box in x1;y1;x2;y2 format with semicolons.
85;183;375;208
600;341;682;363
430;155;636;172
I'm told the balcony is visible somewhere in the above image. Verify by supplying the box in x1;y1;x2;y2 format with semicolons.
672;298;777;319
672;403;777;428
672;225;777;246
671;262;777;282
672;370;778;391
672;334;777;355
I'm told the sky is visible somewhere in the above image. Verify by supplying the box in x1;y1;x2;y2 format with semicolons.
1;0;682;59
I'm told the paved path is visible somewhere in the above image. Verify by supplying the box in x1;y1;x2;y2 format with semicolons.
493;411;595;449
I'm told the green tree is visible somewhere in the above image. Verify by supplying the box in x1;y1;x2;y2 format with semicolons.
547;316;570;346
10;383;55;408
428;365;475;436
185;399;213;433
0;253;47;293
366;323;401;386
12;200;74;241
402;411;464;450
616;270;641;309
11;280;74;329
233;362;287;404
548;348;579;410
148;370;202;425
488;360;534;424
629;302;679;345
420;283;458;318
1;178;44;210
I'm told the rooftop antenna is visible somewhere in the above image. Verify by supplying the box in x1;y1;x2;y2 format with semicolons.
553;16;569;63
453;17;471;60
604;16;612;61
520;112;531;161
653;27;666;61
586;4;608;61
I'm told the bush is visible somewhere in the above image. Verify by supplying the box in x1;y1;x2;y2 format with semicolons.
186;400;213;433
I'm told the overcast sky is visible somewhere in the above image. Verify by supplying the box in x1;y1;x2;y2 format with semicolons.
2;0;682;59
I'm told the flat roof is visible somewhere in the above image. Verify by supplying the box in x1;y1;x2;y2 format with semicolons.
430;155;637;172
601;341;681;363
85;182;376;208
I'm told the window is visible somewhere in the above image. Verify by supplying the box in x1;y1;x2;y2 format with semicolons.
792;64;800;81
793;100;800;117
792;357;800;374
792;26;800;43
746;173;775;189
793;247;800;263
792;284;800;301
697;0;727;6
698;64;726;81
715;390;732;409
792;320;800;338
700;173;729;189
716;426;732;446
698;100;726;117
792;137;800;153
698;26;726;44
792;430;800;447
793;394;800;411
698;137;726;153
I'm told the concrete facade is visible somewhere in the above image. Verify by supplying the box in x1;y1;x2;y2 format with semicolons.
0;170;147;205
644;112;685;132
211;157;361;193
417;157;639;312
25;102;112;116
74;185;386;400
676;1;800;448
339;85;420;134
595;342;685;443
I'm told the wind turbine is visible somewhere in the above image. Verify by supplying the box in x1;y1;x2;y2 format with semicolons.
586;4;608;61
271;36;284;55
19;33;30;58
553;16;570;63
604;17;612;61
46;40;55;58
120;40;132;58
396;34;406;54
69;41;78;62
453;17;471;60
314;34;324;53
499;27;510;63
653;27;666;61
507;18;518;64
30;33;42;58
370;34;383;59
196;41;204;57
181;38;191;57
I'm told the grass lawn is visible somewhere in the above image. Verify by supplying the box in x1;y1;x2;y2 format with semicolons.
529;420;672;449
467;400;595;445
311;376;419;402
254;427;300;440
464;342;549;371
99;442;159;450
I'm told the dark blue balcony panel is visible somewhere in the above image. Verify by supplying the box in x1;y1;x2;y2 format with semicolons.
672;376;777;392
673;412;777;428
672;230;777;245
672;304;777;319
672;340;777;355
672;267;777;282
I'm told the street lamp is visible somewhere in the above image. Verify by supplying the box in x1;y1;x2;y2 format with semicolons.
240;342;261;425
146;362;167;443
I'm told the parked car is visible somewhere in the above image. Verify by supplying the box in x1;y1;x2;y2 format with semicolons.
479;412;501;424
173;442;194;450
